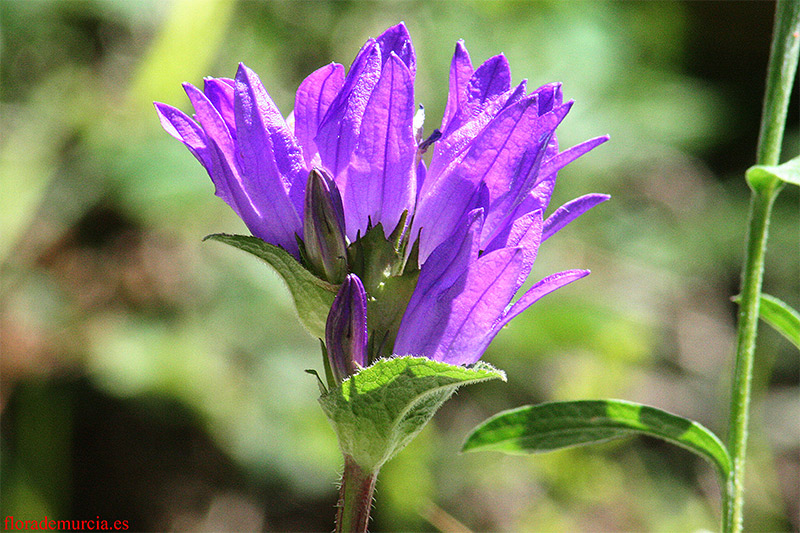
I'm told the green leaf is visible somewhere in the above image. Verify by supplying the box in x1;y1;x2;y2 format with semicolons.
756;293;800;349
746;155;800;188
204;233;337;338
320;356;506;472
462;399;731;481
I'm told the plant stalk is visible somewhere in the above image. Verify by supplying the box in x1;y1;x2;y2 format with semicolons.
336;455;378;533
724;1;800;531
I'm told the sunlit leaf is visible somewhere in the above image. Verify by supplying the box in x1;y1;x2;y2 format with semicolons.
462;399;731;481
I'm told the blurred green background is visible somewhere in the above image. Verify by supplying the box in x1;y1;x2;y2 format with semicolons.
1;1;798;531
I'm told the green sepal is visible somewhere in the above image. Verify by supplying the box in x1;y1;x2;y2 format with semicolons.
204;233;337;338
319;339;337;391
347;213;420;361
462;399;731;482
347;219;406;290
746;154;800;189
305;369;328;395
319;356;506;472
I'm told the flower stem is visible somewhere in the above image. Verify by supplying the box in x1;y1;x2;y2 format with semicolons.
724;186;780;532
724;2;800;532
336;455;378;533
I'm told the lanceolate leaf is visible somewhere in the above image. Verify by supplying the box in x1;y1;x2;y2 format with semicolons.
205;233;337;338
320;356;506;472
462;399;731;481
757;293;800;349
746;155;800;188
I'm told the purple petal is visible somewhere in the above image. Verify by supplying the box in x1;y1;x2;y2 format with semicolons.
154;102;211;169
429;85;524;180
485;209;544;285
413;169;489;263
416;98;569;261
441;40;473;133
492;133;608;228
203;78;236;138
538;135;609;180
466;54;511;109
316;42;382;177
427;247;525;365
180;84;292;248
438;53;512;140
376;22;416;74
479;101;572;246
341;53;416;241
395;210;483;357
235;63;309;216
181;83;248;213
501;80;528;111
232;64;306;253
533;83;563;115
416;159;427;202
542;193;610;242
531;83;563;160
293;63;345;168
500;269;590;328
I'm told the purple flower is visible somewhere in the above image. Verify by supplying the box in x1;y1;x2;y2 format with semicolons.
155;23;608;368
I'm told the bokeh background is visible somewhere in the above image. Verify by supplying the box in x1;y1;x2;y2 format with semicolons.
2;1;798;531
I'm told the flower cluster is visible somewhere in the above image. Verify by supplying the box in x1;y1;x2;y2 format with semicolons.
155;23;608;380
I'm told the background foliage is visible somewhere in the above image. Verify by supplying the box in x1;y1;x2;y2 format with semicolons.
1;1;797;531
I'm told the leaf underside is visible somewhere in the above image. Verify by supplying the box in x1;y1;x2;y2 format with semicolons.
757;293;800;349
462;399;731;482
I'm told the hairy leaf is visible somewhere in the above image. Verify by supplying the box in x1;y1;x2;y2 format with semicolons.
320;356;505;472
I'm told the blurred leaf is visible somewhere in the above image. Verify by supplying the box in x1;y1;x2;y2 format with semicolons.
130;0;236;109
204;233;337;339
0;68;99;264
462;399;731;481
746;155;800;188
319;356;505;472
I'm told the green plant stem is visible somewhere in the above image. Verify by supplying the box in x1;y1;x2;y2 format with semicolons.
336;455;378;533
724;186;780;532
755;0;800;168
725;2;800;532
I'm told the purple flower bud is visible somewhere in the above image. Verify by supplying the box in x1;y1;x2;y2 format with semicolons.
326;274;368;383
304;168;348;283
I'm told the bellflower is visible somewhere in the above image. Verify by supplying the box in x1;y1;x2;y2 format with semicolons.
155;23;608;369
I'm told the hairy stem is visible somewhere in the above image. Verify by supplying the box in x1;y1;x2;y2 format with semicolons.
724;2;800;532
336;455;378;533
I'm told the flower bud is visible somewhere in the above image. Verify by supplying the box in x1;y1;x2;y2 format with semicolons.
326;274;368;383
304;168;348;284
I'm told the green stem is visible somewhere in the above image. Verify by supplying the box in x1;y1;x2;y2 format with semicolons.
755;0;800;168
724;187;779;532
724;2;800;532
336;455;378;533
